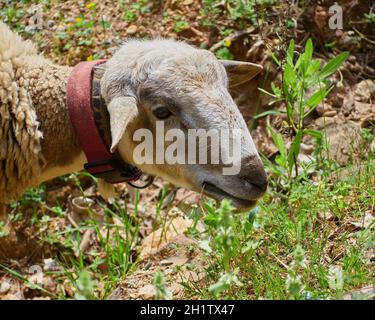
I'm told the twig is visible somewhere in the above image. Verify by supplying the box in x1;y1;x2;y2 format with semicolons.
269;250;289;269
352;27;375;45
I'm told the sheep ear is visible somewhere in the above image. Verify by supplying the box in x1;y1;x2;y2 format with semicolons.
107;96;138;153
221;60;263;88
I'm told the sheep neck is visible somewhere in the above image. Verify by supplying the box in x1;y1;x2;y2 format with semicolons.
25;62;87;182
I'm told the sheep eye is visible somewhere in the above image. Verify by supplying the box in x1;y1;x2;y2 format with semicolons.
153;107;172;119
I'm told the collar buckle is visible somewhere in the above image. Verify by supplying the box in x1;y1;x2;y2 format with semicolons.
84;159;142;184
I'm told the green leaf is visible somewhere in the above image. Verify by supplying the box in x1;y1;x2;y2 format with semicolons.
258;87;277;98
271;82;282;97
294;52;301;70
295;39;313;75
306;59;321;77
304;39;313;66
284;63;297;89
269;50;281;67
304;129;323;139
286;101;294;124
306;86;333;113
268;126;287;166
287;39;295;66
254;110;286;119
318;51;349;80
204;202;215;215
306;87;327;109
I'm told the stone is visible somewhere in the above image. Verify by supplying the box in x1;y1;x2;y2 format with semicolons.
316;104;333;116
323;110;337;117
354;80;375;103
315;116;336;129
318;212;335;221
138;284;155;299
43;276;56;292
43;258;60;272
126;25;138;35
160;254;190;267
324;120;363;165
0;281;11;294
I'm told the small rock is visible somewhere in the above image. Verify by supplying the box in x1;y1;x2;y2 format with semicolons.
354;80;375;103
330;93;345;109
325;120;362;165
115;21;127;32
353;101;374;115
318;212;335;221
315;116;336;128
300;143;314;155
43;258;60;272
166;254;190;267
126;25;138;35
342;92;355;115
160;254;189;267
323;110;337;117
0;281;11;294
138;284;155;299
43;276;56;292
316;104;330;116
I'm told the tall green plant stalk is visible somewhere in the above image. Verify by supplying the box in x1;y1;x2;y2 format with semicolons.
258;39;349;187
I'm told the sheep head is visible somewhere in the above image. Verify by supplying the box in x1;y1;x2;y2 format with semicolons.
100;39;267;210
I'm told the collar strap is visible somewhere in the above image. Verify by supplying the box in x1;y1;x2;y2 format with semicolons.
66;60;142;184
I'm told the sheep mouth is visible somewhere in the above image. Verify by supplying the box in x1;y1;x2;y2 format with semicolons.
202;182;257;210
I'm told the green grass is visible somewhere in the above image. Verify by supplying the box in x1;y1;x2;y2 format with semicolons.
200;0;277;28
42;189;145;299
184;157;374;299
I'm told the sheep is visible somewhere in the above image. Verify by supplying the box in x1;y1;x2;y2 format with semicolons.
0;21;267;214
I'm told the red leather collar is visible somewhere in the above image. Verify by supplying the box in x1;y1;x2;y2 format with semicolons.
66;60;142;184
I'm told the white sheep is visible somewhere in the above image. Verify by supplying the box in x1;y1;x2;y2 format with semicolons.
0;22;267;214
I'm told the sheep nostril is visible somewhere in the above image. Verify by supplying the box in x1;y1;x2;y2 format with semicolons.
241;170;268;194
240;155;268;195
250;177;268;193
